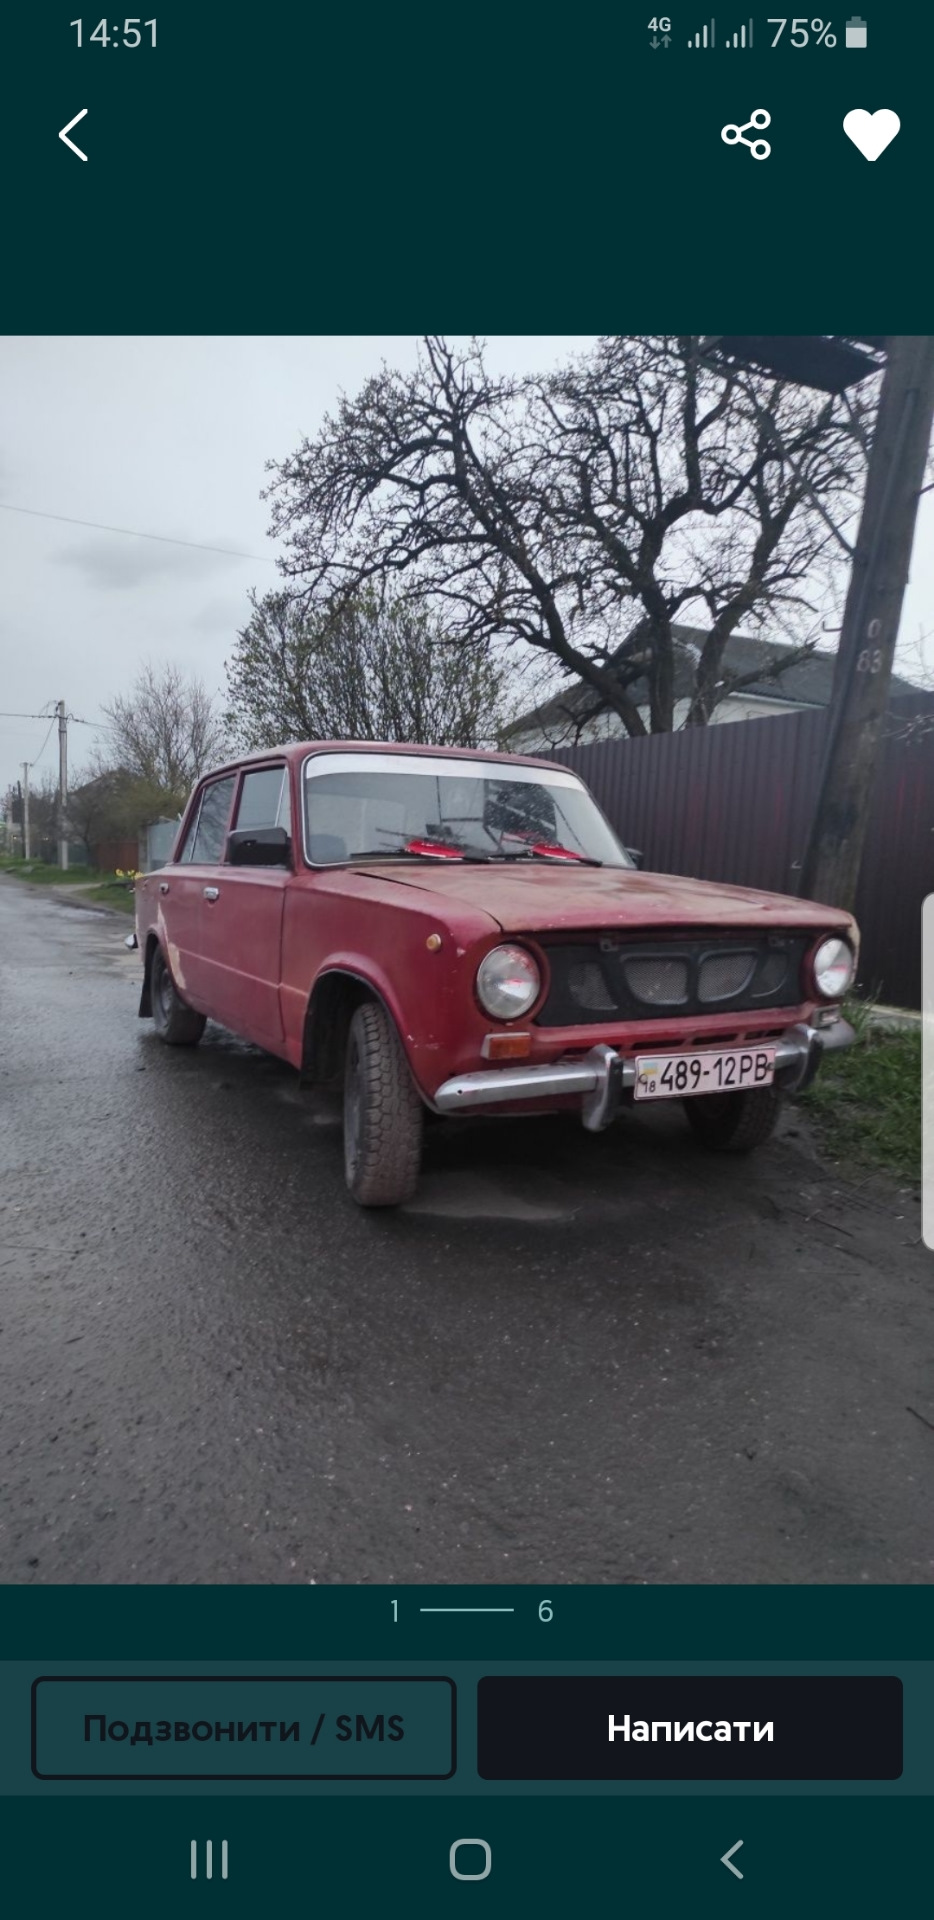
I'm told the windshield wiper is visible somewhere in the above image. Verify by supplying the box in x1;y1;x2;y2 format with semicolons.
341;839;602;867
496;845;602;867
347;846;489;863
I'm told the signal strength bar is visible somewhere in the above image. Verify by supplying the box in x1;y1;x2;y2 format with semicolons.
724;19;754;44
687;18;715;45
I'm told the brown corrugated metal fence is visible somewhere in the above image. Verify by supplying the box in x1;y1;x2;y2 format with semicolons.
549;708;934;1009
89;837;140;873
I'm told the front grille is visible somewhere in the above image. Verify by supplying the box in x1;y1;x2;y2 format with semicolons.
623;956;690;1005
567;961;618;1012
537;932;808;1027
697;951;756;1001
753;949;789;995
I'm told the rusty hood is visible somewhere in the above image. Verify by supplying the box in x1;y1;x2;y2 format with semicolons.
349;861;856;939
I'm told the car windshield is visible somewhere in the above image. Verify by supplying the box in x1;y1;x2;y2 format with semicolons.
303;751;633;867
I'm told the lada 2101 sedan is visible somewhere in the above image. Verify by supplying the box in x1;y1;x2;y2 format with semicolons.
133;742;858;1206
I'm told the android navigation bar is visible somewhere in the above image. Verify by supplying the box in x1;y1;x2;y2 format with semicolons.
58;109;89;161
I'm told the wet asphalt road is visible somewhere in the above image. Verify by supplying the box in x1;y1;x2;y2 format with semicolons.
1;874;932;1586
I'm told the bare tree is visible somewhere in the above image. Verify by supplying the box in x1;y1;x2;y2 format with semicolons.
67;755;172;849
536;336;874;730
225;591;510;751
890;624;934;694
100;662;227;805
21;769;59;850
264;335;874;738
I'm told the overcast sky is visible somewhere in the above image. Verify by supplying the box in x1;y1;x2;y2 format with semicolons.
2;335;932;804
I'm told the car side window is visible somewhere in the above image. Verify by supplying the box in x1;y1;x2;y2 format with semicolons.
186;775;237;864
177;790;205;863
235;766;288;833
276;777;291;836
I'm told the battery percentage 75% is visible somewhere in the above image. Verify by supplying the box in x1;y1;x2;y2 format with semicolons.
768;17;838;44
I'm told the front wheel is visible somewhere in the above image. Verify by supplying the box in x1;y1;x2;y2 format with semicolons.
150;944;206;1047
343;1001;424;1206
683;1085;783;1154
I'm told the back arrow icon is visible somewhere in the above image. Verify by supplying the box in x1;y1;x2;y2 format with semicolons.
59;108;89;160
721;1840;744;1880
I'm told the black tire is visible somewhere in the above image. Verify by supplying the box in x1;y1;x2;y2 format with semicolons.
343;1000;423;1207
150;944;206;1047
683;1085;783;1154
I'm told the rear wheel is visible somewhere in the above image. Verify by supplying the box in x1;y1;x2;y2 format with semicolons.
683;1085;783;1154
343;1000;423;1207
150;944;206;1047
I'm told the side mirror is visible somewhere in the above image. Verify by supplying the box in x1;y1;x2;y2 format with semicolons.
624;846;645;869
227;825;292;867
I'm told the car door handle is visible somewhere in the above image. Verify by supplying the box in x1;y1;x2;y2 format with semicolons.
203;886;220;901
159;881;170;894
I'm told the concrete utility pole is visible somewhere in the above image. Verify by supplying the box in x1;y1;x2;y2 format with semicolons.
799;334;934;910
57;699;69;870
21;762;31;861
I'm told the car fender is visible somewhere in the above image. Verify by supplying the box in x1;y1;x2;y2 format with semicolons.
300;959;425;1089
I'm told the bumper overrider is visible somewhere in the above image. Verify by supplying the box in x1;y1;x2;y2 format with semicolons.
432;1019;855;1132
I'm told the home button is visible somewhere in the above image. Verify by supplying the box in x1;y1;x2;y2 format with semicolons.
450;1839;492;1881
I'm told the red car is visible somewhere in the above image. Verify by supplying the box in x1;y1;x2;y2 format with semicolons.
133;742;858;1206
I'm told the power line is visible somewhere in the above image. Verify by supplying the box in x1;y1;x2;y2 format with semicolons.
0;708;104;726
0;501;276;564
0;710;57;781
29;716;58;769
0;708;106;800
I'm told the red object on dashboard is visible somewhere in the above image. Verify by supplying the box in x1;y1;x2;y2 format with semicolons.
403;838;464;858
522;841;588;862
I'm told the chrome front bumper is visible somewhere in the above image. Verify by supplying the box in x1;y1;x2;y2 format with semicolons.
432;1019;855;1132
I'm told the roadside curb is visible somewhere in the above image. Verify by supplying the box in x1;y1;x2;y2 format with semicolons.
866;1006;922;1034
0;871;128;919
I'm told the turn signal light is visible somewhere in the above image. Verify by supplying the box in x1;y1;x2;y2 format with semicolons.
482;1032;532;1061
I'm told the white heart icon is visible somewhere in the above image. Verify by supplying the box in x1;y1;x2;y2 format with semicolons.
843;108;900;161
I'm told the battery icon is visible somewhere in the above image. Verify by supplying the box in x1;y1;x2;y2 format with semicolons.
845;15;868;46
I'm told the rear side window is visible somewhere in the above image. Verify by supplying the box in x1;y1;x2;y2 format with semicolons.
180;775;237;864
235;766;287;832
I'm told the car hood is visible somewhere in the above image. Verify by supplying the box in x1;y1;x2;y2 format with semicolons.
350;862;855;937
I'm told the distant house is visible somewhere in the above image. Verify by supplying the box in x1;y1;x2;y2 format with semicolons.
503;625;927;753
67;768;179;872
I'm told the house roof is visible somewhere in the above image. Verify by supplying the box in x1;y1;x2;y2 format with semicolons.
503;625;926;742
69;766;134;797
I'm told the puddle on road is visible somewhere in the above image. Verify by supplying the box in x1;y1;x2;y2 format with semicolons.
51;906;112;920
32;894;112;921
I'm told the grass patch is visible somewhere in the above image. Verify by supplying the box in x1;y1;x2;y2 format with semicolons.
801;1010;920;1183
0;857;136;913
0;857;102;885
81;881;135;914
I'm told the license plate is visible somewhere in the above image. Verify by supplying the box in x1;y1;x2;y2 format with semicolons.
633;1046;776;1102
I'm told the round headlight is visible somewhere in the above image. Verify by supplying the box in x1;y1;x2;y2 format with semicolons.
476;944;541;1019
812;936;855;1000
